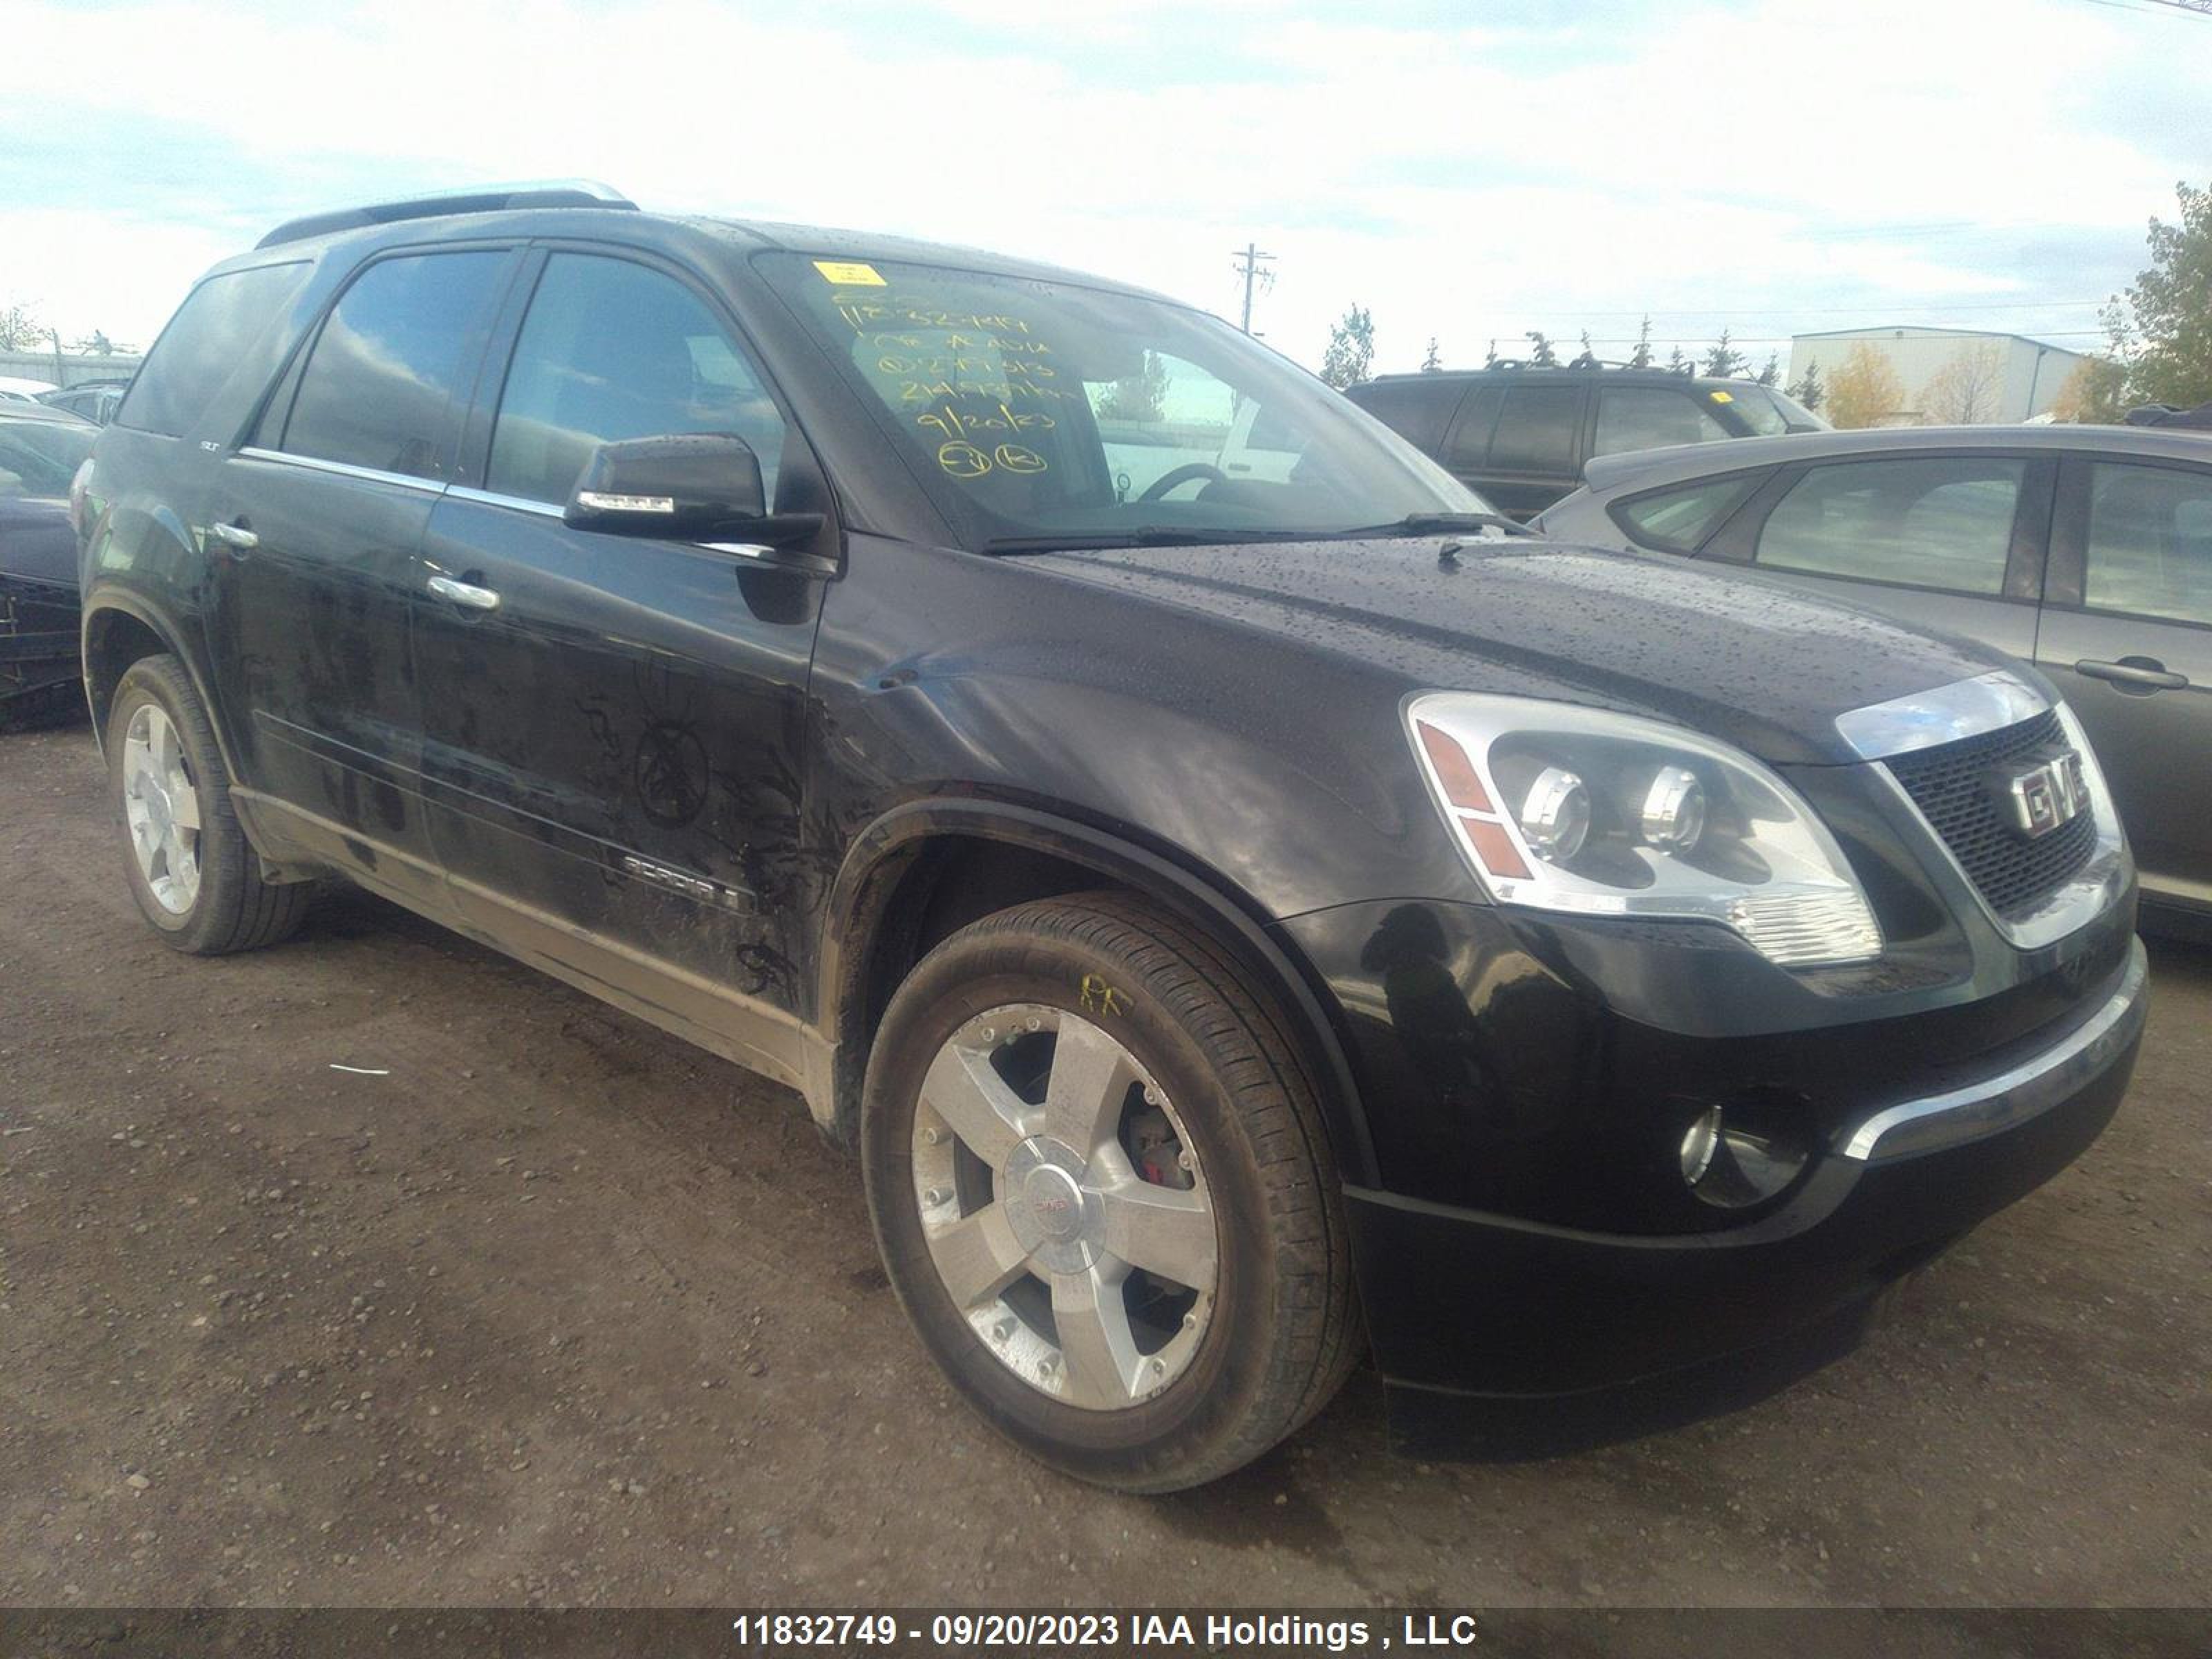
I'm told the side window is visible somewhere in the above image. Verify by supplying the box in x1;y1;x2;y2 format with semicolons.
1616;472;1764;552
1593;388;1730;458
117;262;311;438
1347;379;1463;455
1487;386;1583;474
281;252;508;481
1755;457;2024;594
487;254;789;509
2083;462;2212;626
1441;385;1504;471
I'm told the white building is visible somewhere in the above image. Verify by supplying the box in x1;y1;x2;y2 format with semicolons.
1786;326;2086;425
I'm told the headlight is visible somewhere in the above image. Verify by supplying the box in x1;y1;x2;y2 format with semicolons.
1407;692;1882;967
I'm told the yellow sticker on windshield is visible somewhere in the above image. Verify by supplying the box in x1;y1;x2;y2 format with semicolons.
1708;389;1735;402
814;260;886;287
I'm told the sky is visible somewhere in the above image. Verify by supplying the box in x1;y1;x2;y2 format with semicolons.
3;0;2208;378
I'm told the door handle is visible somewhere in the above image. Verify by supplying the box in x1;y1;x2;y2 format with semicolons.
2076;657;2188;693
427;574;501;612
209;519;258;552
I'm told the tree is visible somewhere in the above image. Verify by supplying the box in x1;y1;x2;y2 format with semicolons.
2101;180;2212;411
0;300;46;353
1628;315;1654;369
1920;343;2009;424
1701;328;1746;379
1666;345;1689;373
1482;339;1498;368
1096;349;1170;422
1569;330;1600;368
1787;361;1825;413
1524;330;1559;366
2049;355;2130;424
1756;352;1781;388
1825;341;1906;429
1420;336;1443;373
1320;304;1376;389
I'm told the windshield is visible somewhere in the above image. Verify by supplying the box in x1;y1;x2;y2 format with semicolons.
0;418;94;498
760;253;1485;548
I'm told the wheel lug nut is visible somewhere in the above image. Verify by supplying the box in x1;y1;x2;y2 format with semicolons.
1182;1312;1197;1331
1027;1016;1041;1031
1177;1150;1194;1171
1143;1085;1162;1105
993;1318;1015;1342
1149;1358;1166;1378
924;1186;948;1206
921;1127;943;1146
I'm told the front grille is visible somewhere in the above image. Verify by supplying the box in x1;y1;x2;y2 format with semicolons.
1884;710;2098;919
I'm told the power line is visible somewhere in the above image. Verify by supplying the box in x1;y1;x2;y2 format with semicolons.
1231;242;1275;335
1503;298;2108;319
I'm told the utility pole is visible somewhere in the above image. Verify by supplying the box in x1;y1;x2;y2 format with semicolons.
1232;242;1275;335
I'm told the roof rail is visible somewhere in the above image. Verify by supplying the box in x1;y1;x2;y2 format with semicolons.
256;180;635;250
1477;357;1696;376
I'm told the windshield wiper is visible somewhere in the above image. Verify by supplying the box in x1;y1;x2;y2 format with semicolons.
981;527;1300;554
1326;511;1538;539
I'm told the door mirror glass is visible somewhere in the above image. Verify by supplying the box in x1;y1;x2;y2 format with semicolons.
565;433;767;534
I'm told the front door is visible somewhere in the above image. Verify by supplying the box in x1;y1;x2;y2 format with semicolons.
2036;455;2212;911
411;250;832;1086
205;247;516;913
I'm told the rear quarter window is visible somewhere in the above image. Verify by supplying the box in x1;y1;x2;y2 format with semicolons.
1615;471;1765;552
117;262;311;438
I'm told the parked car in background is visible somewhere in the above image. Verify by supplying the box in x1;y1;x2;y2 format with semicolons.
36;381;129;425
0;402;95;727
0;375;59;404
1345;362;1827;519
1535;424;2212;934
76;185;2144;1490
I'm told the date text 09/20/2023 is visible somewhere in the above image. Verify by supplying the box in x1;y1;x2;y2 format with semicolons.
727;1611;1483;1650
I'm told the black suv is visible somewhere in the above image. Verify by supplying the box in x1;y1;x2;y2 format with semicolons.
77;185;2144;1491
1347;362;1827;519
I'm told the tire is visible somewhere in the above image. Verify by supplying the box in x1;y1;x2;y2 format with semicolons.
106;653;310;955
862;890;1360;1491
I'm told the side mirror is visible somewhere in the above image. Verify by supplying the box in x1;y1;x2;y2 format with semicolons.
565;433;766;536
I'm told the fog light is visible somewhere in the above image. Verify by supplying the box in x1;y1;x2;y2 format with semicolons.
1678;1094;1812;1209
1517;766;1591;863
1678;1106;1722;1185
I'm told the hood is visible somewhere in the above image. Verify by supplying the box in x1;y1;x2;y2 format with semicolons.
1027;536;2012;767
0;496;76;590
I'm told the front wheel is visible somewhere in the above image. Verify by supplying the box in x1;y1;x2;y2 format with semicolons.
862;892;1359;1491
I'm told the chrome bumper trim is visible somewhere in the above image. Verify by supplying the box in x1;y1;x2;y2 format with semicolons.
1839;937;2148;1162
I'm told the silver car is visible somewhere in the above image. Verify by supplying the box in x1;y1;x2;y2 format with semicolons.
1535;424;2212;935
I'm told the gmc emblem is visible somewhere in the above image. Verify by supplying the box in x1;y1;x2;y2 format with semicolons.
1994;751;2090;839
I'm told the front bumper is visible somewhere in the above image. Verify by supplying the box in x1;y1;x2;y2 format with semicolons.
1343;937;2147;1396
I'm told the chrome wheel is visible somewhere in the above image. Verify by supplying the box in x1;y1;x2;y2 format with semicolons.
122;702;202;915
911;1004;1218;1412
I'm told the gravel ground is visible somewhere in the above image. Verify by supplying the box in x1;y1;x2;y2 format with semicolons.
3;721;2208;1609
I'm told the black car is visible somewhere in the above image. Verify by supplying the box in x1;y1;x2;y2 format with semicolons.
37;382;129;426
1347;362;1827;520
1534;424;2212;935
1;402;95;728
75;185;2144;1491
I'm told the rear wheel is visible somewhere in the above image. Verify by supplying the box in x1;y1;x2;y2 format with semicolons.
106;654;310;954
863;891;1358;1491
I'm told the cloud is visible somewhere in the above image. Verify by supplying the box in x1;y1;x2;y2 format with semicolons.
1;0;2204;369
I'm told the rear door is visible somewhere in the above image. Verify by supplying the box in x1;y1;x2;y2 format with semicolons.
411;246;834;1080
1703;449;2051;659
1468;382;1585;519
207;246;517;911
2034;455;2212;909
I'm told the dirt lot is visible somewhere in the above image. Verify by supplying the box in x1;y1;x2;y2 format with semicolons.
3;721;2208;1610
